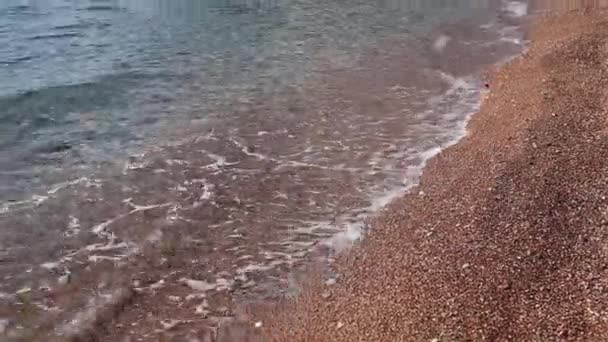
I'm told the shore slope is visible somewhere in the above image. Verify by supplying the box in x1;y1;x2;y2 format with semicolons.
264;9;608;341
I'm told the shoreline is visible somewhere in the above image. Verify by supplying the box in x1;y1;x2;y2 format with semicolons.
10;3;607;342
2;4;528;341
259;8;608;341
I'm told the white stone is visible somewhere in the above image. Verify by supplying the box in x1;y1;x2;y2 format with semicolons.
58;273;71;286
16;287;31;295
180;278;215;292
325;278;337;286
160;319;181;331
168;296;181;303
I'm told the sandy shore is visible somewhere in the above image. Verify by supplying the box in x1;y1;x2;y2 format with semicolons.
258;8;608;342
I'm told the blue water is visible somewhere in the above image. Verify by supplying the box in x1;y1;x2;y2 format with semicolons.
0;0;503;200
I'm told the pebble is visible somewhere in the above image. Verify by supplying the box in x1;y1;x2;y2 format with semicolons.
325;278;337;286
168;295;181;302
58;273;71;286
16;287;31;295
160;320;181;331
181;278;215;292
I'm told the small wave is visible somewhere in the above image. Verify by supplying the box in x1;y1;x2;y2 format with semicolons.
28;32;82;40
0;55;34;65
0;177;98;215
319;72;483;255
210;5;257;15
52;23;89;30
0;72;154;150
82;5;120;12
2;5;47;16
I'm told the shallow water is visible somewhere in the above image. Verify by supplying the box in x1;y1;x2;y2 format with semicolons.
0;0;537;339
0;0;500;201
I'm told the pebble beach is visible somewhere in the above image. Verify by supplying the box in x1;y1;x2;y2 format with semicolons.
260;7;608;342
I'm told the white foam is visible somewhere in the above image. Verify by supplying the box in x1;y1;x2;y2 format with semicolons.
0;195;47;214
498;25;525;46
312;72;482;255
88;255;126;263
123;159;148;173
500;37;522;45
229;136;270;161
180;278;234;292
323;222;363;253
166;159;189;166
202;152;239;171
92;200;173;235
432;35;451;53
236;263;276;275
200;182;214;200
503;1;528;18
91;217;122;236
274;192;289;200
48;177;95;194
64;215;81;237
174;184;187;192
85;241;131;252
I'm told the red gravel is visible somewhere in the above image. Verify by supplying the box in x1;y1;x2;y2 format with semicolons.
263;10;608;342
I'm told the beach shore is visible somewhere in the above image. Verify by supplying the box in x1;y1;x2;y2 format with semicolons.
258;8;608;342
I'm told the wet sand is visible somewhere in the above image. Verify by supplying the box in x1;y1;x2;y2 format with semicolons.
261;8;608;342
